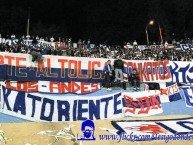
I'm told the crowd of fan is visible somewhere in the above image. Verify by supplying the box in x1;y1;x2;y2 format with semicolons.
0;36;193;61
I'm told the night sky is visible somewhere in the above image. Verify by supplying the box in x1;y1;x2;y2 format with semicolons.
1;0;193;44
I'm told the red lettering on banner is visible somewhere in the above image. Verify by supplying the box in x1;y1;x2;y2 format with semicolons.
81;82;90;94
152;61;159;80
124;95;137;114
92;61;100;79
133;63;137;70
60;82;71;93
127;61;171;82
124;95;161;115
4;55;15;65
49;82;61;93
158;61;165;80
150;95;161;109
146;62;154;81
58;59;68;78
71;82;80;93
0;55;4;65
163;60;171;79
91;83;98;92
77;61;88;78
68;60;77;78
5;81;99;94
137;62;148;81
6;82;38;92
17;82;28;91
137;97;150;114
6;82;16;90
27;82;38;92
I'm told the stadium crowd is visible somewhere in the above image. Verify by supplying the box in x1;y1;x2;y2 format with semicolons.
0;35;193;61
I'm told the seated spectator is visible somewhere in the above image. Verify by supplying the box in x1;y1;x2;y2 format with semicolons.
30;46;42;62
128;68;140;90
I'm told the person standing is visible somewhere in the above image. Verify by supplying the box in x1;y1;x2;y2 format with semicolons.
104;60;113;91
114;56;124;82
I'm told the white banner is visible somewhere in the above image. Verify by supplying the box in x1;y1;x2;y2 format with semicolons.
1;85;123;122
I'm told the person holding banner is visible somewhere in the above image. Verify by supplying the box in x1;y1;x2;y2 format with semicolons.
104;60;114;91
128;68;140;90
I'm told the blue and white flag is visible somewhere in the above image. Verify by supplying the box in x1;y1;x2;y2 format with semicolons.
182;86;193;108
147;82;181;103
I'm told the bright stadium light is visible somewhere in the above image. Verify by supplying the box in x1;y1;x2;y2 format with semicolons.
149;20;154;25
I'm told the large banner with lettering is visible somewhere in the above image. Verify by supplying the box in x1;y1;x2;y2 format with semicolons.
122;91;163;117
4;81;100;94
0;85;123;122
0;52;172;83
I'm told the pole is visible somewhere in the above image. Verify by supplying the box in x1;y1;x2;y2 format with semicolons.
145;26;149;45
159;24;163;45
27;7;31;36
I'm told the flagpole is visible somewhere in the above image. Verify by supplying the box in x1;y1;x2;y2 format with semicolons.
27;7;31;36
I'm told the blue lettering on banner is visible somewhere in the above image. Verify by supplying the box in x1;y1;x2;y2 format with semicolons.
1;86;122;122
13;91;26;115
57;100;70;121
170;62;193;83
101;97;113;118
89;100;100;120
114;93;122;114
40;98;54;121
2;87;12;111
73;100;77;121
27;94;42;117
78;100;88;120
